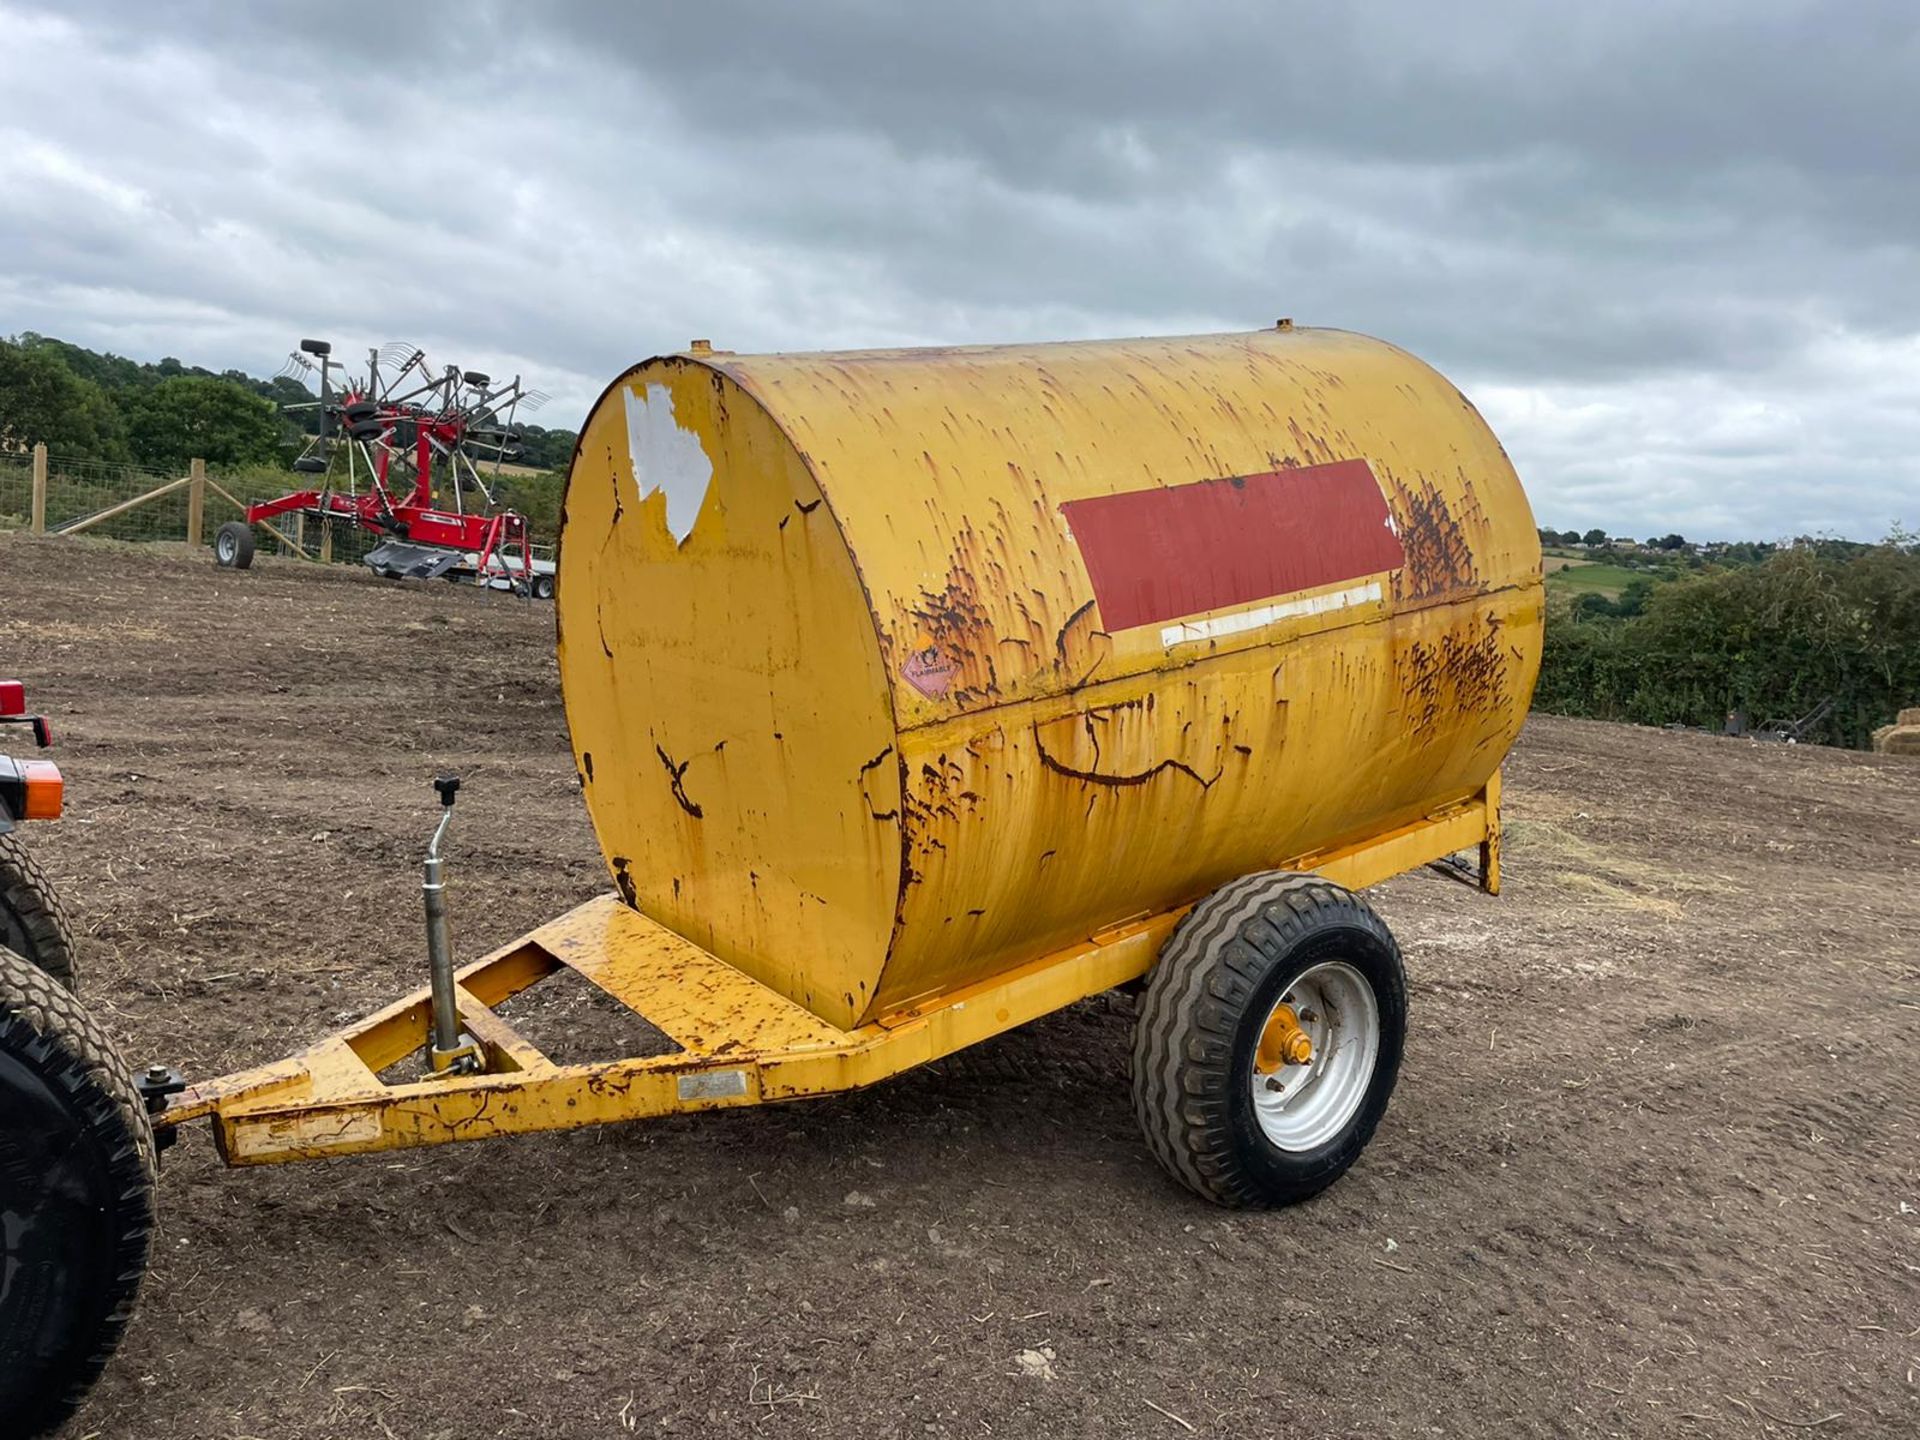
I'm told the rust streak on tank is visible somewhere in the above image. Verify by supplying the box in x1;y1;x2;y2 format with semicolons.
654;744;704;819
860;746;900;823
1032;718;1220;791
1390;474;1482;603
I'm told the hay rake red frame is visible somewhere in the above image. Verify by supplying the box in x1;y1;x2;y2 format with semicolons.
254;340;542;584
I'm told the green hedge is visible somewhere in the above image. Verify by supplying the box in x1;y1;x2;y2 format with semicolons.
1534;541;1920;748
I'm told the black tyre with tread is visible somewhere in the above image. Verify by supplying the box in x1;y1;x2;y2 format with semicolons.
0;945;156;1436
0;832;77;989
213;521;255;569
1131;872;1406;1207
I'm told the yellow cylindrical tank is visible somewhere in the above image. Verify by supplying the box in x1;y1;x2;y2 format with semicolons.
558;327;1543;1029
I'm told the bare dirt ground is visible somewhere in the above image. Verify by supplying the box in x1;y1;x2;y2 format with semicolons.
3;532;1915;1439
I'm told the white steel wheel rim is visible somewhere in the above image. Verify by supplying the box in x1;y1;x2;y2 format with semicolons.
216;532;235;562
1250;960;1380;1152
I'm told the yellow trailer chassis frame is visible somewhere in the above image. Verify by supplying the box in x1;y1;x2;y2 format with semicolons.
158;776;1500;1166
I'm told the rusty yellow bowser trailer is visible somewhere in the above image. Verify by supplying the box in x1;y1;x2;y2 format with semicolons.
8;324;1546;1434
157;324;1543;1206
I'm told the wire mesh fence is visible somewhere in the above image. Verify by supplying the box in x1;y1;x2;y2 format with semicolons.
0;450;33;526
42;453;196;542
0;447;503;571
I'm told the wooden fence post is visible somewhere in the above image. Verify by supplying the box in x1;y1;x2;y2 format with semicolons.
319;517;334;564
30;443;47;534
186;458;206;547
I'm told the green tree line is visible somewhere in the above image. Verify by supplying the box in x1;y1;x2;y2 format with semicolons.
1534;536;1920;748
0;333;577;475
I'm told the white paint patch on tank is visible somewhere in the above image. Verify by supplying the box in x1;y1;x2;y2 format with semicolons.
623;383;713;544
1160;581;1384;648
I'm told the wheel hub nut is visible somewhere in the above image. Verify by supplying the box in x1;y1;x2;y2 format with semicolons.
1254;1004;1314;1073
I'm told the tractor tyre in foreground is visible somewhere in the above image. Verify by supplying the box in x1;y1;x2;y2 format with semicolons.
1132;872;1406;1207
0;944;155;1437
0;833;77;990
213;521;255;570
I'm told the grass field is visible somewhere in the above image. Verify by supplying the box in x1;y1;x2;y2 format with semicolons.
1544;560;1645;597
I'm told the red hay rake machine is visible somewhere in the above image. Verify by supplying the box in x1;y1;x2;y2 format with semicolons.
215;339;557;598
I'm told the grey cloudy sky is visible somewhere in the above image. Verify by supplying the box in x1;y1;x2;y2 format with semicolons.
2;0;1916;541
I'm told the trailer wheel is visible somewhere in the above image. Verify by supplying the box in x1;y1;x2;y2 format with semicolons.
0;944;155;1437
1131;873;1405;1207
0;833;77;989
532;573;555;601
213;521;255;570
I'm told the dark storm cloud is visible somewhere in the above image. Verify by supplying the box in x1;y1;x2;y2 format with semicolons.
2;0;1916;540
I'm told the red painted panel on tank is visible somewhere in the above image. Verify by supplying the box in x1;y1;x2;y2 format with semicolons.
1060;459;1406;631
